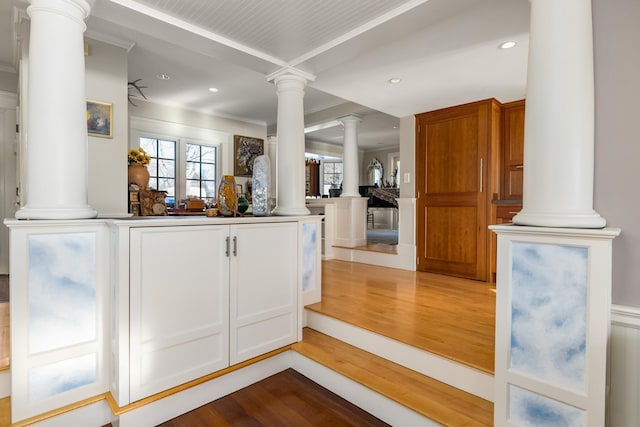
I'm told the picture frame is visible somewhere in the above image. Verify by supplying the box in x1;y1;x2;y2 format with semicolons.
86;99;113;138
233;135;264;177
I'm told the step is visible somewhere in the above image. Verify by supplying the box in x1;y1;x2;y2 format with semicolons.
292;328;493;427
305;308;494;401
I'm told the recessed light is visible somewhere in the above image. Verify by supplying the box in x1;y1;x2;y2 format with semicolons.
499;41;517;49
388;77;402;84
208;87;219;93
156;73;170;80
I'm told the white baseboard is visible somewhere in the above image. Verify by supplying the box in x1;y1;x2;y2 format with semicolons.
609;304;640;427
332;244;416;271
0;369;9;398
29;400;112;427
117;352;291;427
305;309;494;401
291;352;436;427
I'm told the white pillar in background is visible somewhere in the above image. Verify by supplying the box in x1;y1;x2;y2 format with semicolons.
16;0;97;220
339;115;362;198
270;71;311;216
512;0;604;228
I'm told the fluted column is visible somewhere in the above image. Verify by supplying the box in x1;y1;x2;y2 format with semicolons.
270;72;311;216
512;0;605;228
339;115;362;198
16;0;97;219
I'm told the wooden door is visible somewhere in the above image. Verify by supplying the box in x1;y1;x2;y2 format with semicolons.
416;100;500;280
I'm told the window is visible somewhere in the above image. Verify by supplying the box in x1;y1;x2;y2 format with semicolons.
185;143;217;200
323;162;343;195
138;136;218;208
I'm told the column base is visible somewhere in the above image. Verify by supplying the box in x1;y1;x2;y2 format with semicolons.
513;209;606;229
15;205;98;220
339;192;361;198
272;206;310;216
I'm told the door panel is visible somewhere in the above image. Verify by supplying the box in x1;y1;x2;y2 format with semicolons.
416;100;498;280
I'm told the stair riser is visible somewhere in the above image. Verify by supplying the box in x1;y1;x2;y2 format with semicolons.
305;309;494;402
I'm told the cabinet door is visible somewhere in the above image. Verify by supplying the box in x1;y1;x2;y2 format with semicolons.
502;100;525;199
129;225;229;401
229;222;298;364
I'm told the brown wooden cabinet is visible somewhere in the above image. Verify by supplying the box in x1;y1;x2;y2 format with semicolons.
502;100;525;200
489;202;522;282
415;99;501;281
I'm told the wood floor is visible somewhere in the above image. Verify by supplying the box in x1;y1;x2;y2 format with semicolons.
308;259;496;373
1;260;496;425
157;369;389;427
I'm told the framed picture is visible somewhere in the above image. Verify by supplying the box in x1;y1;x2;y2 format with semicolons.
86;99;113;138
234;135;264;177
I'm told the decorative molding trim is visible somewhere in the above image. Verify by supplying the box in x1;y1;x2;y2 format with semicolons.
611;304;640;329
85;32;136;52
108;0;286;68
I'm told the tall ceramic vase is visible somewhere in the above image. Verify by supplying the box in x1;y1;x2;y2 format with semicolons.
128;164;150;189
217;175;237;216
252;155;271;216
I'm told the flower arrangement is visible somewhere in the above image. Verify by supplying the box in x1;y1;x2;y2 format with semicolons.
128;147;151;165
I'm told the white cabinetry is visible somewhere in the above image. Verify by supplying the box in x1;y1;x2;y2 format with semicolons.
128;221;298;401
129;225;230;401
230;222;298;364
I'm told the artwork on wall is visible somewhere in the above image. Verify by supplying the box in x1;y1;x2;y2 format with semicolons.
86;99;112;138
234;135;264;177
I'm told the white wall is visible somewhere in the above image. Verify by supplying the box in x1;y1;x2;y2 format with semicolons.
85;38;129;216
129;99;267;192
592;0;640;308
398;116;415;199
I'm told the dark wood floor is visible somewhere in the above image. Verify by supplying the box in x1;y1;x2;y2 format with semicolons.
157;369;389;427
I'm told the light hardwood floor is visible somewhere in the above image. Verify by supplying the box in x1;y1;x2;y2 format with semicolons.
307;259;496;373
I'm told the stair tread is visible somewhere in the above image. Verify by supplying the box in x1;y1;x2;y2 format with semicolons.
293;328;493;427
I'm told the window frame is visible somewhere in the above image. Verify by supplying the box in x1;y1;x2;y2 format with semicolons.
136;132;221;206
321;160;343;196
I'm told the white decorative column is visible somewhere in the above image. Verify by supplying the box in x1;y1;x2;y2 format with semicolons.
338;115;361;198
493;1;619;426
16;0;97;220
512;0;605;229
268;70;314;216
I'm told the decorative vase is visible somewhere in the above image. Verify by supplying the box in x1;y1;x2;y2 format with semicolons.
237;193;249;214
217;175;237;216
251;155;271;216
128;164;150;190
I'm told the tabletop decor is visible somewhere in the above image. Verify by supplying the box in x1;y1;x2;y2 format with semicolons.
127;147;151;190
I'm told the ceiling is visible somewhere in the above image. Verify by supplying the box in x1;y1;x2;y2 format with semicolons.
0;0;531;150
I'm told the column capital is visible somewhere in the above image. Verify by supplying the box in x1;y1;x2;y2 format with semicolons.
337;114;362;125
28;0;94;28
266;66;316;85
